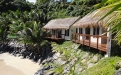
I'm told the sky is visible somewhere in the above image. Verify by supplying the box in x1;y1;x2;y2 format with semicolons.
67;0;71;2
26;0;36;3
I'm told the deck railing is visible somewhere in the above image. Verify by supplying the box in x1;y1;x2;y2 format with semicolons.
72;33;108;52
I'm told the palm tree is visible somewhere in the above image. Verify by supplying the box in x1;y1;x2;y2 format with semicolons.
95;0;121;44
8;10;49;53
17;21;48;53
0;13;11;45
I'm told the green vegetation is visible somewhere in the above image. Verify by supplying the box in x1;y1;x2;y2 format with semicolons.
1;0;121;74
0;0;101;53
82;57;121;75
95;0;121;44
41;41;121;75
45;41;103;75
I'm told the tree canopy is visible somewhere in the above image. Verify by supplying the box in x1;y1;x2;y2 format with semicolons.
0;0;102;53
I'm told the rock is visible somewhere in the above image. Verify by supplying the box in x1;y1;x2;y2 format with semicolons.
20;49;26;53
81;59;86;63
34;69;45;75
88;63;94;68
74;45;79;49
55;58;66;65
104;54;108;58
71;43;79;49
78;68;83;72
71;45;74;48
42;57;54;64
53;52;60;59
92;55;99;63
116;62;121;68
75;68;83;75
64;47;68;49
63;64;70;74
77;50;81;55
75;64;83;72
46;70;54;75
9;42;15;46
115;68;121;75
69;58;78;66
81;53;89;59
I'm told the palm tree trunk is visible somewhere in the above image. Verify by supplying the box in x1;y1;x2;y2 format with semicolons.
37;44;40;53
24;43;27;50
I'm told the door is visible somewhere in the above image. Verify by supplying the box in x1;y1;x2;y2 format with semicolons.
85;27;90;40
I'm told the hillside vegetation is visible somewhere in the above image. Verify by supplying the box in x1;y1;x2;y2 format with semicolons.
1;0;121;75
82;57;121;75
0;0;102;54
35;41;121;75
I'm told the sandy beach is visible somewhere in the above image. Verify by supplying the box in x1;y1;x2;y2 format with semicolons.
0;53;40;75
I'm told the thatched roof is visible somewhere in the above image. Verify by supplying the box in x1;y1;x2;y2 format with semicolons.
73;8;118;28
43;17;80;29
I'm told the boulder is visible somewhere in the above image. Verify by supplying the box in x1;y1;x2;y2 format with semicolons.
87;63;94;68
91;55;99;63
53;52;60;59
81;53;89;60
115;68;121;75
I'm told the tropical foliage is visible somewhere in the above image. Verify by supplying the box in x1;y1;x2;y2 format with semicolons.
44;41;103;75
95;0;121;44
0;0;101;53
82;57;121;75
1;0;121;75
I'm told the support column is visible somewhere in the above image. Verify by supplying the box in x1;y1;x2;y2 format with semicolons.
107;27;112;57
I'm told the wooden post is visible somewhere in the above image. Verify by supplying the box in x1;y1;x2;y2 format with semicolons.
57;30;58;40
97;35;99;49
72;33;73;41
107;27;112;57
89;35;90;48
74;33;75;41
82;34;84;49
83;34;85;45
79;34;80;43
51;29;53;39
55;29;56;39
78;34;80;43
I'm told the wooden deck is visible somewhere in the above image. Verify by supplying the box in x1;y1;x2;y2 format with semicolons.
72;33;108;52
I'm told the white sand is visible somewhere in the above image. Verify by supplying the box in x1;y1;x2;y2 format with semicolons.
0;53;40;75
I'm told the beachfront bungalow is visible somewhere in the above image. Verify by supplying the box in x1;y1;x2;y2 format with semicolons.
72;8;118;54
43;17;80;41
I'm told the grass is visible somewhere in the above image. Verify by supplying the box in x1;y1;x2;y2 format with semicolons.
81;57;121;75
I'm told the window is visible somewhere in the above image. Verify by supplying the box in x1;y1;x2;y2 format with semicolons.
65;29;69;36
52;30;56;34
79;28;82;34
93;27;99;35
76;28;78;33
85;27;90;34
76;28;82;34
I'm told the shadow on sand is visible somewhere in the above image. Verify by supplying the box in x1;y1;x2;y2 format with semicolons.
0;42;54;64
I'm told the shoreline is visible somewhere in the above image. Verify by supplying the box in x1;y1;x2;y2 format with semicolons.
0;53;40;75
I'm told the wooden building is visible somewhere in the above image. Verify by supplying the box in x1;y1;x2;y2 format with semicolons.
43;17;80;41
72;8;118;54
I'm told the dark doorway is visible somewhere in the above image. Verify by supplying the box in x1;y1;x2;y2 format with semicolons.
58;30;62;38
85;27;90;40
